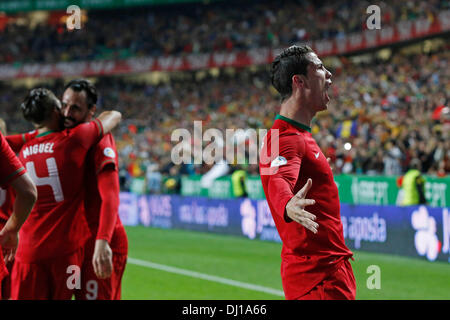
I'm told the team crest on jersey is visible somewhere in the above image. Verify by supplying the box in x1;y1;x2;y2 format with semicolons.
103;147;116;158
270;156;287;167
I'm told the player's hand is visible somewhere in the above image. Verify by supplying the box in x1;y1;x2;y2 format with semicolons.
285;178;319;234
93;239;113;279
0;227;18;263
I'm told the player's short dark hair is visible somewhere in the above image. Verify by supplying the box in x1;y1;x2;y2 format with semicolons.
64;79;97;109
21;88;60;124
271;45;314;101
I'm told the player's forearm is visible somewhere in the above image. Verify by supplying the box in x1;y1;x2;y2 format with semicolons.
97;111;122;135
6;173;37;232
268;176;295;222
96;167;119;242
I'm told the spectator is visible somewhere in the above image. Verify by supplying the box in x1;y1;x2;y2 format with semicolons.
401;158;427;206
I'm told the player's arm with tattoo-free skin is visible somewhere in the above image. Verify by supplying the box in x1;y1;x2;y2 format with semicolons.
90;111;121;279
93;165;119;279
97;111;122;135
0;173;37;262
85;110;122;278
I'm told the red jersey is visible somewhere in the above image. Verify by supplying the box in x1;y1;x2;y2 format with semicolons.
259;115;353;299
6;131;38;154
84;133;128;254
0;132;26;280
16;120;104;263
0;132;26;189
1;131;38;224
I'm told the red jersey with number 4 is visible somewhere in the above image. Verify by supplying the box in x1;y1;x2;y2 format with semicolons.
84;133;128;254
259;115;353;299
16;120;104;263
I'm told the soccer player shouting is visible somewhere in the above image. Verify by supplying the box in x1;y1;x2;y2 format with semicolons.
10;88;121;300
61;79;128;300
259;45;355;300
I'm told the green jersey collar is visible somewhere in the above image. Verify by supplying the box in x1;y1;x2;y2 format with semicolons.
275;114;311;133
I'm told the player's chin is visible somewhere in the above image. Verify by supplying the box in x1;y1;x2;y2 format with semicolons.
317;98;329;111
322;93;331;109
64;119;75;128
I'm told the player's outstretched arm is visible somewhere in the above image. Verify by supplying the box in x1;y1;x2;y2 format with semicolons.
97;111;122;135
0;172;37;262
285;178;319;234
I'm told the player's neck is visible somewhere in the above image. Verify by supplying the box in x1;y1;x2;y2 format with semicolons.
37;126;54;135
279;97;315;128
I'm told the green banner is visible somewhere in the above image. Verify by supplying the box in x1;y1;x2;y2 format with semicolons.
0;0;225;12
425;177;449;208
180;174;202;196
336;175;450;207
245;175;265;199
180;174;233;198
180;174;450;207
207;176;233;199
335;175;399;206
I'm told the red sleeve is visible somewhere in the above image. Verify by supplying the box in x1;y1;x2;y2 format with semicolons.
6;130;38;153
266;135;305;222
71;119;104;150
0;132;26;188
96;166;119;242
93;134;117;174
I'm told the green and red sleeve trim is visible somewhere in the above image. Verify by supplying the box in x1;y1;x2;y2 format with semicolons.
96;159;116;175
0;167;25;187
93;118;104;137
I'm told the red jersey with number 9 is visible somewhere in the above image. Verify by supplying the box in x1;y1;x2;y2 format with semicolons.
16;120;104;263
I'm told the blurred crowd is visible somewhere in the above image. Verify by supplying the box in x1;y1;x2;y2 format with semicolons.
1;46;449;194
0;0;448;64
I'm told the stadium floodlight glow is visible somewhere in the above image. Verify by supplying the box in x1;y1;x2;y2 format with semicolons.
344;142;352;151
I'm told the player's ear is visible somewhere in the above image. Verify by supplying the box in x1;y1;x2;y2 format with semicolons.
89;105;97;117
292;74;307;91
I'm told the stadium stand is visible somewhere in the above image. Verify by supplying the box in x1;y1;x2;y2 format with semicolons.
0;0;447;63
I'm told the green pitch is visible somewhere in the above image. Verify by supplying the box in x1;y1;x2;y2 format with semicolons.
122;226;450;300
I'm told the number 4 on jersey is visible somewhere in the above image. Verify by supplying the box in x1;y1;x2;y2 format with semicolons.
26;157;64;202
